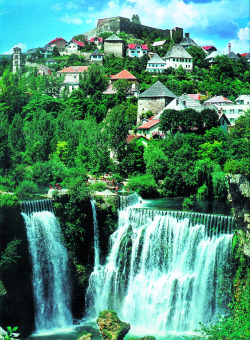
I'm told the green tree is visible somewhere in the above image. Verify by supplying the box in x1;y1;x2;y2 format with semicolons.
52;46;60;57
131;14;141;25
79;63;108;96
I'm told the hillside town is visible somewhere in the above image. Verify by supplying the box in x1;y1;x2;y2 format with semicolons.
5;15;250;140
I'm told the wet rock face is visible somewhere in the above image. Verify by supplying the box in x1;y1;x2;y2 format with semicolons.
227;174;250;257
96;310;130;340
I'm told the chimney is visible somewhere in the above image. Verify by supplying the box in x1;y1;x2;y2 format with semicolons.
185;33;190;38
228;43;231;55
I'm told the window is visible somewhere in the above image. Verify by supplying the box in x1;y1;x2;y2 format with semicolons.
230;118;234;122
230;109;234;114
15;61;18;65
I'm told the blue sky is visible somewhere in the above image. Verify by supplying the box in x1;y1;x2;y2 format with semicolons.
0;0;249;55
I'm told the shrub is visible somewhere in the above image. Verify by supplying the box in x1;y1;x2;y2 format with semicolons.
88;181;106;193
127;174;158;198
197;184;209;199
0;194;19;208
31;160;66;185
224;159;249;175
183;196;194;209
16;180;38;200
211;171;228;201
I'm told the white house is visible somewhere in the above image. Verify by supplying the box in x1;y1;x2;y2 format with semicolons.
127;44;148;58
216;104;250;126
236;95;250;105
58;65;88;92
205;50;222;63
204;96;233;106
146;54;166;73
136;119;161;139
163;45;193;71
90;49;103;62
152;40;166;49
64;39;85;55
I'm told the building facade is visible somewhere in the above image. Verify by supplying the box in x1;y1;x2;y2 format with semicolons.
163;45;193;71
127;44;148;58
104;34;125;57
12;47;23;73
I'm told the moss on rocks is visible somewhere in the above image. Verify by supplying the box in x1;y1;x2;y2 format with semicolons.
96;310;130;340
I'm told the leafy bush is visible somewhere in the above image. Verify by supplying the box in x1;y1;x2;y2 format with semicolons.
88;181;106;193
31;160;66;185
16;180;38;200
224;159;248;175
211;171;228;201
127;174;158;198
197;184;209;199
0;176;15;192
0;194;19;208
183;196;194;209
0;239;22;270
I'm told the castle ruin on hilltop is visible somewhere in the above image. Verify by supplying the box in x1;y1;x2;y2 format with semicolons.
83;16;183;40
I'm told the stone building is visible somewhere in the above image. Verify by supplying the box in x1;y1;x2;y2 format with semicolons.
163;45;193;71
104;34;125;57
83;16;173;39
12;47;23;73
137;80;177;123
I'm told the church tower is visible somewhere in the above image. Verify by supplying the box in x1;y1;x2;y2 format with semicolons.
12;47;23;73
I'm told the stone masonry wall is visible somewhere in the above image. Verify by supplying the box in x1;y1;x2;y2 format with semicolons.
104;41;125;57
137;97;166;123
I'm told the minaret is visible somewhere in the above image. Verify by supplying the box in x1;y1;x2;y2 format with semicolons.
12;47;23;73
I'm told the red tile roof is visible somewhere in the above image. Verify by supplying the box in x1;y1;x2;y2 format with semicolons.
89;37;103;43
137;119;160;130
49;37;67;44
241;53;250;57
72;39;85;47
127;44;148;50
126;135;149;143
188;94;201;100
110;69;137;80
203;46;215;50
58;66;88;73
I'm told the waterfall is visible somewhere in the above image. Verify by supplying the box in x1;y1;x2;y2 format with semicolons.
22;200;73;333
91;199;100;267
86;203;234;335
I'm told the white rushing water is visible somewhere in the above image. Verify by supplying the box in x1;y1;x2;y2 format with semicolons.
86;196;233;335
22;201;73;333
91;199;100;268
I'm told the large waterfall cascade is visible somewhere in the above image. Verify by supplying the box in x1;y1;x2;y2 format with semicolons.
86;193;234;335
22;200;73;333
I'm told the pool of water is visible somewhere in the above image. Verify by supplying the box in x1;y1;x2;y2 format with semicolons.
23;319;192;340
137;196;233;216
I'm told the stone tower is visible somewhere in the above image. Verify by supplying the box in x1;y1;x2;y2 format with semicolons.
12;47;23;73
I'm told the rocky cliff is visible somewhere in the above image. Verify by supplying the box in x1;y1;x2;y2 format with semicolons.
227;174;250;257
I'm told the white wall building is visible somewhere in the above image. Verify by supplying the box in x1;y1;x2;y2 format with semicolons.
163;45;193;71
146;54;166;73
216;104;250;126
64;39;85;55
127;44;148;58
58;65;88;93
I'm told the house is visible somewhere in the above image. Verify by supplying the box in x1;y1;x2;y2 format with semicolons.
110;69;139;90
47;37;67;52
178;33;197;49
126;135;149;147
46;58;57;66
64;39;85;55
218;112;231;133
205;50;221;63
136;119;161;139
88;37;103;46
42;44;53;58
204;96;233;106
104;34;125;57
203;46;217;54
37;65;51;76
241;53;250;63
236;95;250;105
90;49;103;62
163;45;193;71
146;54;166;73
216;103;250;126
155;93;207;119
188;94;202;101
25;48;41;59
152;40;166;49
57;65;88;92
137;80;177;123
127;44;148;58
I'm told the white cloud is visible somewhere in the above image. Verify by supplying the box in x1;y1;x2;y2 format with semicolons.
59;14;83;25
4;43;26;54
227;23;250;54
51;3;63;11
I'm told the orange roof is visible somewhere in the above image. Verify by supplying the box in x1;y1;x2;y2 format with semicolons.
58;66;88;73
111;69;137;80
137;119;160;130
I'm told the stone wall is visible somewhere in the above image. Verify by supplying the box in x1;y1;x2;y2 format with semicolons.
104;41;125;57
227;174;250;257
83;16;176;39
137;97;167;123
